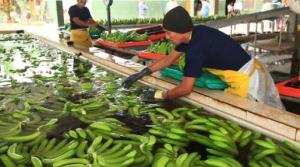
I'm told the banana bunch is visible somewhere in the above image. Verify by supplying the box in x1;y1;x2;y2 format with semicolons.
152;144;201;167
0;138;83;166
0;115;23;138
100;31;149;43
94;143;136;166
64;128;88;140
86;136;139;167
104;81;118;93
182;113;242;158
88;120;131;138
248;138;300;167
67;100;109;115
0;110;56;143
149;124;189;148
146;41;175;55
37;139;84;166
128;32;149;42
127;105;143;117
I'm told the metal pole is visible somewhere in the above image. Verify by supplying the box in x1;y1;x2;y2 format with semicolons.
290;14;300;76
278;15;284;48
107;6;112;34
56;0;64;27
254;22;258;57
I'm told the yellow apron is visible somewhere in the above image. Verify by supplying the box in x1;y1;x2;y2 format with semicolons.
206;58;284;110
70;29;92;49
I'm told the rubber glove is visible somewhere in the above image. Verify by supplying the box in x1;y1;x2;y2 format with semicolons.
122;67;152;88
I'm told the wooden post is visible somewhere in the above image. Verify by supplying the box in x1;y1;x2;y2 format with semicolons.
185;0;191;14
210;0;219;15
56;0;64;27
290;14;300;76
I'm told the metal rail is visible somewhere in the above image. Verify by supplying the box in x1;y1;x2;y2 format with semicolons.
201;7;292;28
110;7;292;30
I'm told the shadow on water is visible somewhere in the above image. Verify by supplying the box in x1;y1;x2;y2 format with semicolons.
111;112;152;135
47;114;88;140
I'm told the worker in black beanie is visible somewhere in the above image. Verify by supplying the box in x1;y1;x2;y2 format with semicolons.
122;6;284;109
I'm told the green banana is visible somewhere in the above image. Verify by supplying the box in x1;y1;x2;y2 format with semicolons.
96;138;113;153
273;154;296;167
166;132;188;142
76;140;88;158
68;130;79;139
253;139;278;149
75;128;87;139
253;149;281;160
204;158;230;167
104;144;133;159
26;134;46;146
43;139;68;157
40;138;57;155
88;136;103;154
31;156;43;167
206;148;233;157
170;107;189;118
221;157;242;167
45;140;79;159
182;152;200;167
4;131;41;142
188;133;217;149
212;141;238;155
155;156;170;167
7;143;24;161
175;153;188;167
52;158;90;167
240;130;252;140
0;154;16;167
42;149;76;164
154;108;174;120
102;143;123;156
0;145;8;154
34;139;48;155
90;122;112;132
248;161;261;167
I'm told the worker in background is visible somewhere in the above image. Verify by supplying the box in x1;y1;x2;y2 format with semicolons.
200;0;210;17
227;0;236;16
234;0;243;15
138;0;148;18
68;0;97;48
165;0;178;14
122;6;284;110
194;0;202;16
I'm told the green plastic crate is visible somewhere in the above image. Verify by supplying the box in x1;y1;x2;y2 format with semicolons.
160;66;228;90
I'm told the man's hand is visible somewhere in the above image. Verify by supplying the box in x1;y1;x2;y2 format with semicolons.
122;68;152;88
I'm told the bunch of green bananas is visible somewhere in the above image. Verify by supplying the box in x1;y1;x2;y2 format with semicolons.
147;41;175;55
152;144;202;167
247;139;300;167
100;31;148;43
178;55;185;71
88;27;103;38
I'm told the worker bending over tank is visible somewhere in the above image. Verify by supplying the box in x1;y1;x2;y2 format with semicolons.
122;6;284;110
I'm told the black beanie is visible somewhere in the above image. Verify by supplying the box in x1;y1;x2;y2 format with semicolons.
163;6;193;33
